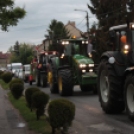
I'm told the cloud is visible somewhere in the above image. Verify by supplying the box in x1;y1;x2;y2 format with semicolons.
0;0;98;52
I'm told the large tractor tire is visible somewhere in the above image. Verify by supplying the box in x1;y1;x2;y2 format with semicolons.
97;59;125;114
40;74;47;87
48;71;58;93
36;71;41;86
124;74;134;121
58;69;73;96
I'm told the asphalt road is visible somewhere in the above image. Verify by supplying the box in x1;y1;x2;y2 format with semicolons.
25;83;134;134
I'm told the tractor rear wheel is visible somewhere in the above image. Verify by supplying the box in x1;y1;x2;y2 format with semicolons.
124;74;134;121
58;69;73;96
97;59;125;114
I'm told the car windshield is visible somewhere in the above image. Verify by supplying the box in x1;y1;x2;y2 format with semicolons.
12;65;22;70
25;66;30;71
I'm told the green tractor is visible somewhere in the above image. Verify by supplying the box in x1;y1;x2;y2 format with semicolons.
97;22;134;121
48;38;97;96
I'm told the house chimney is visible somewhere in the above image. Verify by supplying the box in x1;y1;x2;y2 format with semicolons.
68;21;75;27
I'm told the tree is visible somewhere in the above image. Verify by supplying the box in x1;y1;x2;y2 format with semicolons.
10;43;34;64
45;19;70;51
0;0;26;31
87;0;134;59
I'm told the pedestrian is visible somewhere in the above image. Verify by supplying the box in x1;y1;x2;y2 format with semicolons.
87;38;93;57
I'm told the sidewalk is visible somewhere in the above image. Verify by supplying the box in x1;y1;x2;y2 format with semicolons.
0;87;34;134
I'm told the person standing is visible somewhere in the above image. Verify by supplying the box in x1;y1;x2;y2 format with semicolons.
87;38;93;57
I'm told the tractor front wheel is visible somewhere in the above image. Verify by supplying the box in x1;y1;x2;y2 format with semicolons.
36;71;41;86
97;59;125;114
41;74;47;87
124;74;134;121
58;69;73;96
48;71;58;93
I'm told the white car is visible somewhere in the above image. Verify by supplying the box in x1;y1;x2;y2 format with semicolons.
14;69;24;79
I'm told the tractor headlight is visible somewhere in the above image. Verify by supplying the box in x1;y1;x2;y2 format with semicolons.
124;44;129;50
82;70;86;73
79;64;86;68
123;44;129;54
60;53;64;58
89;69;93;72
89;64;94;67
131;24;134;29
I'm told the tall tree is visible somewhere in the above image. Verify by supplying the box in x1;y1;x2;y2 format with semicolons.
0;0;26;31
45;19;70;51
10;43;34;64
87;0;134;60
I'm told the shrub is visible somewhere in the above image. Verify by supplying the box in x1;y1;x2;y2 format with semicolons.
1;72;13;83
0;70;4;78
10;83;24;99
48;98;75;134
31;91;49;120
9;78;24;90
25;87;40;111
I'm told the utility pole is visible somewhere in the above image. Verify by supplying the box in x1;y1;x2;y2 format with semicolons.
74;9;89;39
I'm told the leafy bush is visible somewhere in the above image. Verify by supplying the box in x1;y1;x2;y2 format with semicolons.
1;72;13;83
32;91;49;120
10;83;24;99
48;98;75;134
0;70;4;78
9;78;24;90
25;87;40;111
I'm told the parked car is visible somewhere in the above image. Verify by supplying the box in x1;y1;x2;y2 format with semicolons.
11;63;23;76
23;64;31;82
15;69;24;79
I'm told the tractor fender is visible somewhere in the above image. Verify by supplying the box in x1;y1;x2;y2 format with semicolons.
100;51;127;76
124;67;134;77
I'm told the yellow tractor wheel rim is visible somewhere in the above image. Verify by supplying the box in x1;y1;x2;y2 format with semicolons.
48;72;52;84
58;76;62;92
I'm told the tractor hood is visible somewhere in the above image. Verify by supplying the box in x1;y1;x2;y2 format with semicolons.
73;54;94;64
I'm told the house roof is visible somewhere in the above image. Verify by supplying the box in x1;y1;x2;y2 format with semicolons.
0;52;10;59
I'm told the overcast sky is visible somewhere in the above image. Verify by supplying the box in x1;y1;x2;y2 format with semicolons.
0;0;98;53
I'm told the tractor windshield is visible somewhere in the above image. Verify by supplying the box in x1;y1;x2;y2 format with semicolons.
63;40;88;56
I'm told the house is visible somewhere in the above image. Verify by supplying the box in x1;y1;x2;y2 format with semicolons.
34;21;84;52
64;21;83;38
0;52;11;68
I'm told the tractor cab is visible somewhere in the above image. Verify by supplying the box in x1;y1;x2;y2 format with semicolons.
60;38;89;57
108;22;134;65
37;50;58;71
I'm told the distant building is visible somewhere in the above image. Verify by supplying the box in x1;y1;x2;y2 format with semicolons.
65;21;83;38
0;52;11;67
34;21;85;52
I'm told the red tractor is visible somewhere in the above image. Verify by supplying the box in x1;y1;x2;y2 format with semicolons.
29;50;58;87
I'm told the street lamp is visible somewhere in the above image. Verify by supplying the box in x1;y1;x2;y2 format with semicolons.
74;9;89;38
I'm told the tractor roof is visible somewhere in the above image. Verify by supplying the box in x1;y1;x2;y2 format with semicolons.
61;38;87;41
109;24;127;31
109;22;134;31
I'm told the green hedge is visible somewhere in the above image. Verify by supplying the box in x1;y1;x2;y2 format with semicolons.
9;78;24;90
25;87;40;111
10;83;24;99
32;91;50;120
1;72;12;83
48;98;75;134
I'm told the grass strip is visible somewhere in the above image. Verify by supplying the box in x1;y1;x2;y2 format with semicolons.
8;92;52;134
